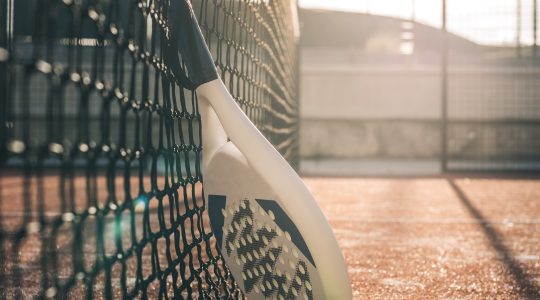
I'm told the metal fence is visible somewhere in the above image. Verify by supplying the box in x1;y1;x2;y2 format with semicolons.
299;0;540;173
442;0;540;171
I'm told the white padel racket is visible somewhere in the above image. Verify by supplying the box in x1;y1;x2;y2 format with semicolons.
166;1;351;299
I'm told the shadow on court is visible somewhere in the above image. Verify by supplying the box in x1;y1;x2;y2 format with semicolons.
448;179;540;300
305;176;540;299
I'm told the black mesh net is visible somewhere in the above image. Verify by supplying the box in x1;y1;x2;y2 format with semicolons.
0;0;299;298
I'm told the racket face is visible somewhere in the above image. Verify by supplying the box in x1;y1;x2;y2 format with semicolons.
205;142;324;299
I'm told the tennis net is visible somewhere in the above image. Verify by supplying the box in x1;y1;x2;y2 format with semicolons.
0;0;299;298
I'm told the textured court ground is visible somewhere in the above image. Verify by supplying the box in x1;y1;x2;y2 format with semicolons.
305;176;540;299
1;175;539;299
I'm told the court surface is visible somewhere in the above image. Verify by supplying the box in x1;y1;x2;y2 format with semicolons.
305;176;540;299
1;175;539;299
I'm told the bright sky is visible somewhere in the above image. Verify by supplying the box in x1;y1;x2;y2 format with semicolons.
299;0;538;46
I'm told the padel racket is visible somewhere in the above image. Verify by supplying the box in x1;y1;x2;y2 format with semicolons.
166;1;351;299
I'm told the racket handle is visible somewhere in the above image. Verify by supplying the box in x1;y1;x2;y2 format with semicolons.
198;95;227;172
198;79;297;186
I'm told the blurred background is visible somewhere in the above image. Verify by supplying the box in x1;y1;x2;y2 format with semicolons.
297;0;540;175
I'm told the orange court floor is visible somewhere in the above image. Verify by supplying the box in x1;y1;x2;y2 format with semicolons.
306;176;540;299
1;174;539;299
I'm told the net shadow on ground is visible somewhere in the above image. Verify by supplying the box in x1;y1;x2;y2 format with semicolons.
448;179;540;299
304;176;540;299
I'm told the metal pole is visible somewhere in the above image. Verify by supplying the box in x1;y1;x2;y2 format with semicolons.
534;0;538;56
4;0;12;51
441;0;448;172
0;0;5;150
517;0;522;57
0;0;10;153
411;0;416;22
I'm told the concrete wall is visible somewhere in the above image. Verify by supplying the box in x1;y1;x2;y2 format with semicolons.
300;49;540;160
301;119;440;159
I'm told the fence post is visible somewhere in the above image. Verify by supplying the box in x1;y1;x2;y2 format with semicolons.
441;0;448;172
0;0;12;151
411;0;416;21
517;0;522;57
534;0;538;56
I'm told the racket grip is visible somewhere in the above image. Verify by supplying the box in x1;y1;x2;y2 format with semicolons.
198;96;227;172
197;79;297;185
